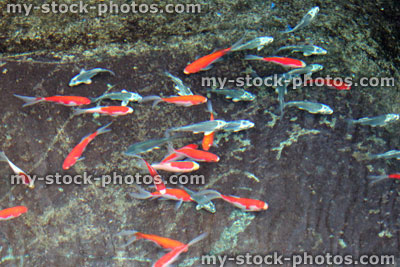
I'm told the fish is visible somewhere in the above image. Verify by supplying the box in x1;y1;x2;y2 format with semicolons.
230;36;274;52
152;233;208;267
164;71;193;96
125;136;179;156
62;122;112;170
140;95;207;107
183;37;245;74
161;144;198;163
72;106;133;116
206;88;255;102
0;206;28;221
139;158;166;194
151;161;200;173
286;64;324;77
285;101;333;115
275;45;327;56
368;150;400;160
129;187;193;202
168;120;227;135
116;230;185;249
201;190;268;211
14;94;91;107
181;186;216;213
245;55;306;68
368;173;400;185
351;114;399;127
174;147;219;162
221;120;255;132
305;78;351;90
281;6;320;34
202;101;215;151
69;68;115;86
0;151;34;188
90;89;142;106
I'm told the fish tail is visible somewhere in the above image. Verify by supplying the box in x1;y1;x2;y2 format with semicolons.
96;122;113;135
14;94;44;107
187;232;208;247
229;35;247;52
72;108;85;116
129;187;154;199
115;230;139;248
244;55;264;61
0;151;9;162
367;175;388;185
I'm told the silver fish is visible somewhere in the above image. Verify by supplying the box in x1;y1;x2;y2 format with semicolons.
125;136;178;156
164;71;193;96
281;6;320;34
285;101;333;114
275;45;327;56
207;88;255;102
69;68;115;86
91;89;142;106
222;120;255;132
351;114;399;127
168;120;227;135
368;150;400;160
231;36;274;52
181;186;216;213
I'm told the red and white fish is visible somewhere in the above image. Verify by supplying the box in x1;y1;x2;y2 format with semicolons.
140;95;207;107
73;106;133;116
0;151;34;188
62;122;112;170
368;173;400;185
142;159;166;194
152;233;208;267
175;147;219;162
202;101;215;151
151;161;200;173
204;190;268;211
130;187;193;202
245;55;306;68
0;206;28;220
117;230;185;250
14;94;91;107
161;144;198;163
305;78;351;90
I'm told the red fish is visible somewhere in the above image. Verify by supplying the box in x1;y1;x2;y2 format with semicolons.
62;122;112;170
0;151;34;188
130;187;192;202
175;148;219;162
184;38;245;74
118;230;185;250
0;206;28;220
245;55;306;68
152;233;208;267
202;101;215;151
142;159;166;194
368;173;400;185
73;106;133;116
151;161;200;173
14;94;91;107
161;144;198;163
305;78;351;90
203;190;268;211
141;95;207;107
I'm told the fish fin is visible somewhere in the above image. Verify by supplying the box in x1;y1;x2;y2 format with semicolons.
244;55;263;61
0;151;9;162
77;157;85;162
229;34;247;52
187;232;208;247
200;64;214;71
303;52;312;56
80;69;86;74
232;98;240;102
14;94;44;107
129;187;153;199
121;89;128;93
84;79;92;84
121;100;128;106
96;122;113;135
174;200;183;210
118;236;138;248
115;230;138;237
72;108;85;116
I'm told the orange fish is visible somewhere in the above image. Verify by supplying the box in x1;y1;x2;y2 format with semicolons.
245;55;306;68
161;144;198;163
117;230;185;250
0;206;28;220
152;233;208;267
130;187;193;203
368;173;400;185
141;95;207;107
202;101;215;151
142;159;166;194
14;94;91;107
175;148;219;162
73;106;133;116
0;151;34;188
204;190;268;211
62;122;112;170
151;161;200;173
